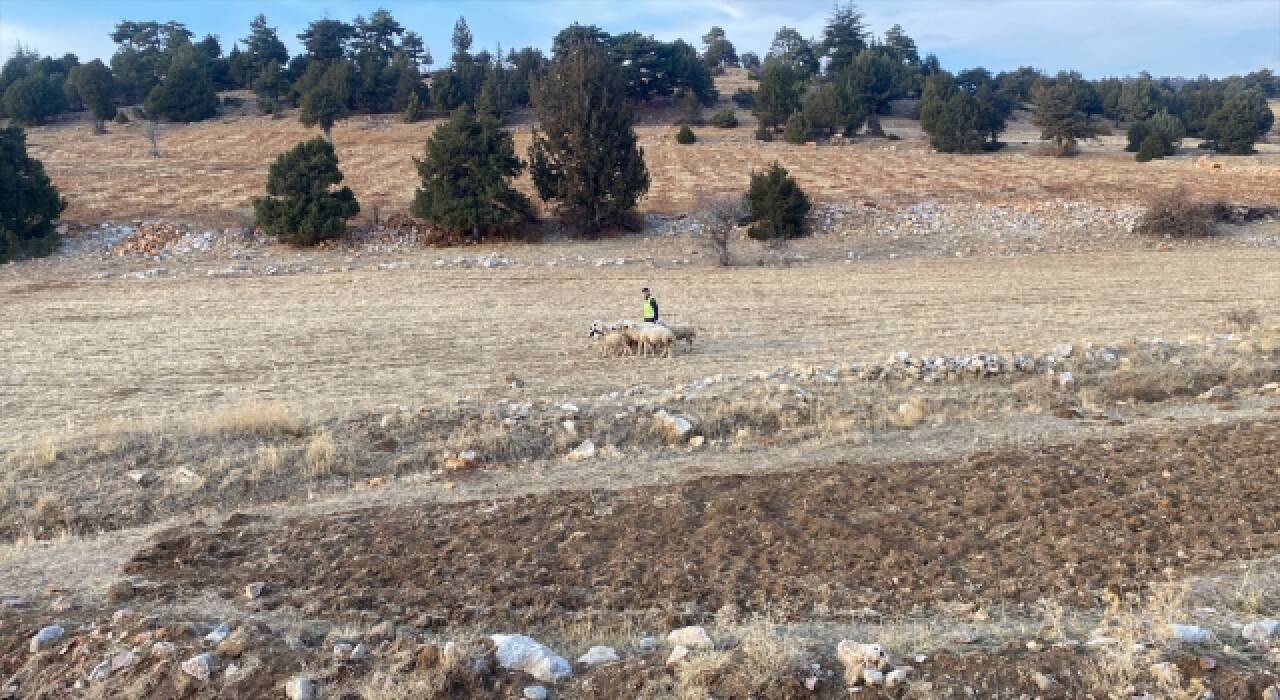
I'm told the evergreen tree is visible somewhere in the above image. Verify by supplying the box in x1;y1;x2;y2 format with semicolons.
410;106;531;238
300;61;351;141
783;111;810;143
0;126;66;262
746;162;810;241
1118;75;1165;123
1204;90;1273;154
144;40;218;122
253;137;358;245
1031;79;1094;154
676;124;697;144
402;91;427;122
803;84;845;138
2;73;67;124
528;42;649;234
768;27;819;78
752;57;803;128
66;59;117;132
882;24;919;66
109;20;192;103
298;19;353;61
919;72;990;153
701;27;738;70
1135;134;1165;162
820;3;868;75
476;61;516;119
253;60;288;102
1127;110;1184;158
242;14;289;88
451;17;474;62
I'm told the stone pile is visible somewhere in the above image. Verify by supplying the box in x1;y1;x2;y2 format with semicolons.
111;222;187;257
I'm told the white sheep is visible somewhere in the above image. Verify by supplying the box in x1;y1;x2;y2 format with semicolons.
625;323;676;358
597;330;634;358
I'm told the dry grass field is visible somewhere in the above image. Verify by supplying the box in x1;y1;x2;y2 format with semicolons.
4;248;1278;451
23;89;1280;226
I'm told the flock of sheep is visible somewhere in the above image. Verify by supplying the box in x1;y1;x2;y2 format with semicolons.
589;320;697;358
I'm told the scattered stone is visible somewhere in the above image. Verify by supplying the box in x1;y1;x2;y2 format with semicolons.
666;645;690;665
1057;372;1075;389
862;668;885;686
523;686;548;700
369;620;396;641
1150;662;1180;685
285;676;316;700
151;641;177;657
1169;624;1211;644
1199;656;1217;671
1262;685;1280;700
687;435;705;448
181;653;216;681
667;626;713;650
111;650;141;671
204;622;231;645
88;660;111;682
637;636;658;652
805;676;820;691
244;582;267;600
1199;385;1232;401
1243;619;1279;643
216;628;252;658
653;410;695;440
490;634;572;682
1032;671;1056;691
1055;343;1074;358
125;469;155;486
884;668;911;687
333;643;354;660
568;440;596;461
29;625;64;653
350;643;371;661
837;641;891;672
1;598;27;609
577;646;620;666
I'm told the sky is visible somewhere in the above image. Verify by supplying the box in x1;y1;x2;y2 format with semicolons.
0;0;1277;79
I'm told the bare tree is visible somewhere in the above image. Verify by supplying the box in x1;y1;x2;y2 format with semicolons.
695;194;746;266
145;119;160;158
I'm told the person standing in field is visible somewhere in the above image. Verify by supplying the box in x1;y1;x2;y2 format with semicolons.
642;287;659;323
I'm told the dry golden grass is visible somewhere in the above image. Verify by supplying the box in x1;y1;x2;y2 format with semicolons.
304;430;337;477
23;83;1280;225
2;249;1278;451
198;401;305;438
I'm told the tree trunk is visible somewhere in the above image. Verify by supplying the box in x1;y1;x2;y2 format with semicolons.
322;124;333;143
146;120;159;158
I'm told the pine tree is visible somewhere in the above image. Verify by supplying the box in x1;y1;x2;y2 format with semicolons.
253;137;359;245
1031;80;1094;155
676;124;697;144
0;126;66;262
528;42;649;234
1204;90;1274;155
300;62;350;142
402;91;427;122
752;58;803;128
1135;134;1164;162
144;41;218;122
783;111;810;143
2;73;66;125
746;162;810;241
820;3;868;75
411;106;531;238
67;60;117;133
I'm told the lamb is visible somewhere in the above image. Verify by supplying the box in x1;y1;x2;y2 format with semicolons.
597;330;634;358
624;323;676;358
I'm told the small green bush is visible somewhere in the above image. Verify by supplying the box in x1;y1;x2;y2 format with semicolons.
253;137;360;246
113;111;130;124
221;95;245;108
710;109;738;128
0;126;66;262
1136;134;1164;162
746;161;810;241
676;124;697;144
783;112;809;144
754;122;773;142
732;88;755;108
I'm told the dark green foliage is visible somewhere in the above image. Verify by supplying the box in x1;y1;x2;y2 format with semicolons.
882;24;920;67
820;3;868;75
1031;79;1095;154
919;71;1008;153
676;124;697;143
803;84;846;138
476;63;517;119
109;20;192;103
746;162;810;241
2;73;67;124
299;62;351;140
783;111;810;144
709;109;738;128
253;137;359;245
298;19;353;61
995;66;1044;106
144;42;218;122
769;27;819;79
528;42;649;234
253;60;288;102
754;122;774;142
1204;90;1273;155
242;14;289;88
752;58;803;128
1135;134;1164;162
410;107;531;238
1118;75;1167;123
740;52;761;73
701;27;738;70
113;110;130;124
402;91;427;122
732;88;754;108
0;126;65;262
1125;120;1149;152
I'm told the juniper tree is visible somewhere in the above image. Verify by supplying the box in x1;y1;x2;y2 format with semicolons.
528;41;649;234
253;137;359;245
746;162;810;241
411;106;531;238
752;58;803;128
0;126;66;262
144;41;218;122
1031;80;1094;155
1204;90;1274;155
66;60;116;133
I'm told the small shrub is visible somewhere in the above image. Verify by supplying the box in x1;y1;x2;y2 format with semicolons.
676;124;697;144
0;126;66;262
783;112;809;144
1225;308;1262;332
886;133;901;141
1136;134;1164;162
112;110;130;124
732;88;754;108
221;95;245;108
1136;188;1223;238
754;122;773;142
256;97;279;116
696;194;747;266
746;162;810;241
253;137;360;245
709;109;738;128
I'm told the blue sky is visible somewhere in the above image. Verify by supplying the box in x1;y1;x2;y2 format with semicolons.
1;0;1276;78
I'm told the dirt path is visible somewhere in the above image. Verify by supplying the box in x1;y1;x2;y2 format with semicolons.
4;248;1279;451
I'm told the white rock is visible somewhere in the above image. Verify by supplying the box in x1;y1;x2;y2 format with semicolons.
667;626;713;650
654;410;695;439
523;686;548;700
862;668;884;685
151;641;177;657
111;650;141;671
244;582;266;600
568;440;596;461
637;636;658;652
1168;624;1211;644
30;625;64;653
88;660;111;682
181;653;215;681
1243;619;1279;643
1032;671;1056;691
805;676;820;691
204;622;230;645
666;645;690;665
577;646;620;665
285;676;315;700
1150;662;1180;685
333;643;354;660
837;640;889;670
350;643;370;661
885;668;911;687
1199;385;1231;400
490;634;572;682
1055;343;1074;358
1058;371;1075;388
